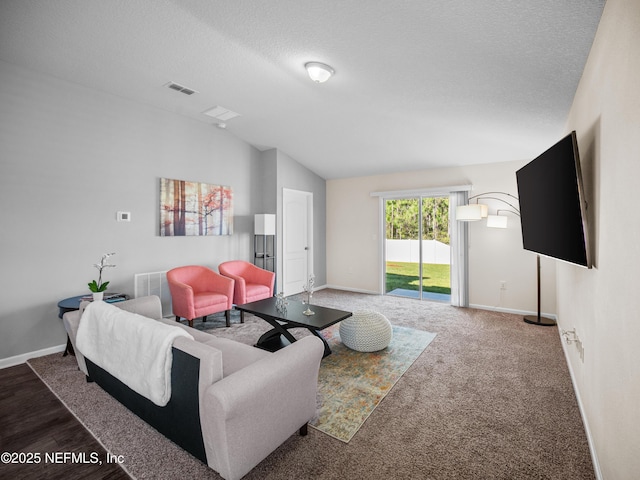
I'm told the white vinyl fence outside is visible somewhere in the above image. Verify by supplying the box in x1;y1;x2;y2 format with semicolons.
386;239;450;265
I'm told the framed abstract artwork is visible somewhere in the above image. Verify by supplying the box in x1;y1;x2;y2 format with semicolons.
160;178;233;236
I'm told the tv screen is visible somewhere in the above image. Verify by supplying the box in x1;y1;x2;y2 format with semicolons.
516;131;591;268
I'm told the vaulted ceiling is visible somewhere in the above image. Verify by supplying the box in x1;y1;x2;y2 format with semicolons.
0;0;605;179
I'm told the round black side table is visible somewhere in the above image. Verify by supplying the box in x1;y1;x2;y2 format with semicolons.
57;294;128;356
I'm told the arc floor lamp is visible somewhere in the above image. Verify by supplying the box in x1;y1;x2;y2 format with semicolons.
455;192;556;327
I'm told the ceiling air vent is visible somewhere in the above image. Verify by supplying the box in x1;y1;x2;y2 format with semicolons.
165;82;198;96
202;105;241;121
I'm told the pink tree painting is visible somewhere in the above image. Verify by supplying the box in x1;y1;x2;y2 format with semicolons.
160;178;233;236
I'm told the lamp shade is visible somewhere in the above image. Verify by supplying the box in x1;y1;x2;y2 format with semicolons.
486;214;508;228
254;214;276;235
305;62;334;83
478;204;489;218
455;204;483;221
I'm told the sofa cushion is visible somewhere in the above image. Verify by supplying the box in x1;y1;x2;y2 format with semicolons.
77;301;193;406
203;337;270;377
158;318;269;376
158;318;215;343
116;295;163;320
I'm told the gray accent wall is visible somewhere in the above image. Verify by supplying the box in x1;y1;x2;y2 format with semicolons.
255;149;278;215
0;61;325;362
275;150;327;289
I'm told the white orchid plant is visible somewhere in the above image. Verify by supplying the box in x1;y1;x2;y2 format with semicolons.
88;252;116;293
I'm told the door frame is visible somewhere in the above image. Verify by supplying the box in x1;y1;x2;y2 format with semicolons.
282;188;314;296
371;185;471;303
383;195;446;300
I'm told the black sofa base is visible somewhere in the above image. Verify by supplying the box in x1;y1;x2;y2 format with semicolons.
85;347;207;464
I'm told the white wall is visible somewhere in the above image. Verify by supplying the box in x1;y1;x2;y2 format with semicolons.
327;161;556;315
0;61;262;362
0;61;329;365
559;0;640;477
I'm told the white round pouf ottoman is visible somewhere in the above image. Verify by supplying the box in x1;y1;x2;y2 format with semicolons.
339;310;393;352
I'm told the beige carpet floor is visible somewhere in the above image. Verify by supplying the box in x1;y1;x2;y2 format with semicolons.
28;289;595;479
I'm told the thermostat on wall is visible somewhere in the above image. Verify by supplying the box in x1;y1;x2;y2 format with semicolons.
117;211;131;222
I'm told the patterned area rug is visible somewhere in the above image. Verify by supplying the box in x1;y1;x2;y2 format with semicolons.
310;324;436;442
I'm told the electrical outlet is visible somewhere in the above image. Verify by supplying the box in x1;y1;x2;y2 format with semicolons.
575;332;585;363
562;328;585;362
499;281;507;290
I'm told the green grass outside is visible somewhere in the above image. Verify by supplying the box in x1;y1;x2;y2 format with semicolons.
386;262;451;295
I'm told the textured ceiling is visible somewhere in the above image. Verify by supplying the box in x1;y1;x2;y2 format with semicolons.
0;0;605;179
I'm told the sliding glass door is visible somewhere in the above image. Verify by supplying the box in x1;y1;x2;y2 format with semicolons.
384;196;451;302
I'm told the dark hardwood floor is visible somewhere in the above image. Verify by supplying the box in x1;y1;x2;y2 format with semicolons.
0;363;130;479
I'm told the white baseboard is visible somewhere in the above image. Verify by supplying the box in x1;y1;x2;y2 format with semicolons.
323;287;558;318
556;327;603;480
470;303;557;320
0;343;66;370
323;284;381;296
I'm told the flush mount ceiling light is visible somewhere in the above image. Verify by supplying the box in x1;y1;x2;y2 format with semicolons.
304;62;335;83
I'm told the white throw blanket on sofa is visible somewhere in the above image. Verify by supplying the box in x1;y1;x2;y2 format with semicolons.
76;300;193;406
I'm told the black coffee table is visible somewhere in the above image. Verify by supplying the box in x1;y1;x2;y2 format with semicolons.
235;297;352;357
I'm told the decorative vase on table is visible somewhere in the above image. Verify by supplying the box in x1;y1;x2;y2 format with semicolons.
302;274;315;316
92;292;104;302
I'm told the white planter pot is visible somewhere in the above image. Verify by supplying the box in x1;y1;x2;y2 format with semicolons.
92;292;104;301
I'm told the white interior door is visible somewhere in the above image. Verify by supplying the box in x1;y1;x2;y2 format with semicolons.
282;189;312;296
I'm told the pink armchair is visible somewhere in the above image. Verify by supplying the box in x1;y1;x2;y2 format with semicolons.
167;266;235;328
218;261;275;322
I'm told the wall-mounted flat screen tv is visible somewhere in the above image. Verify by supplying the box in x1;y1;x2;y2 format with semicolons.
516;131;591;268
